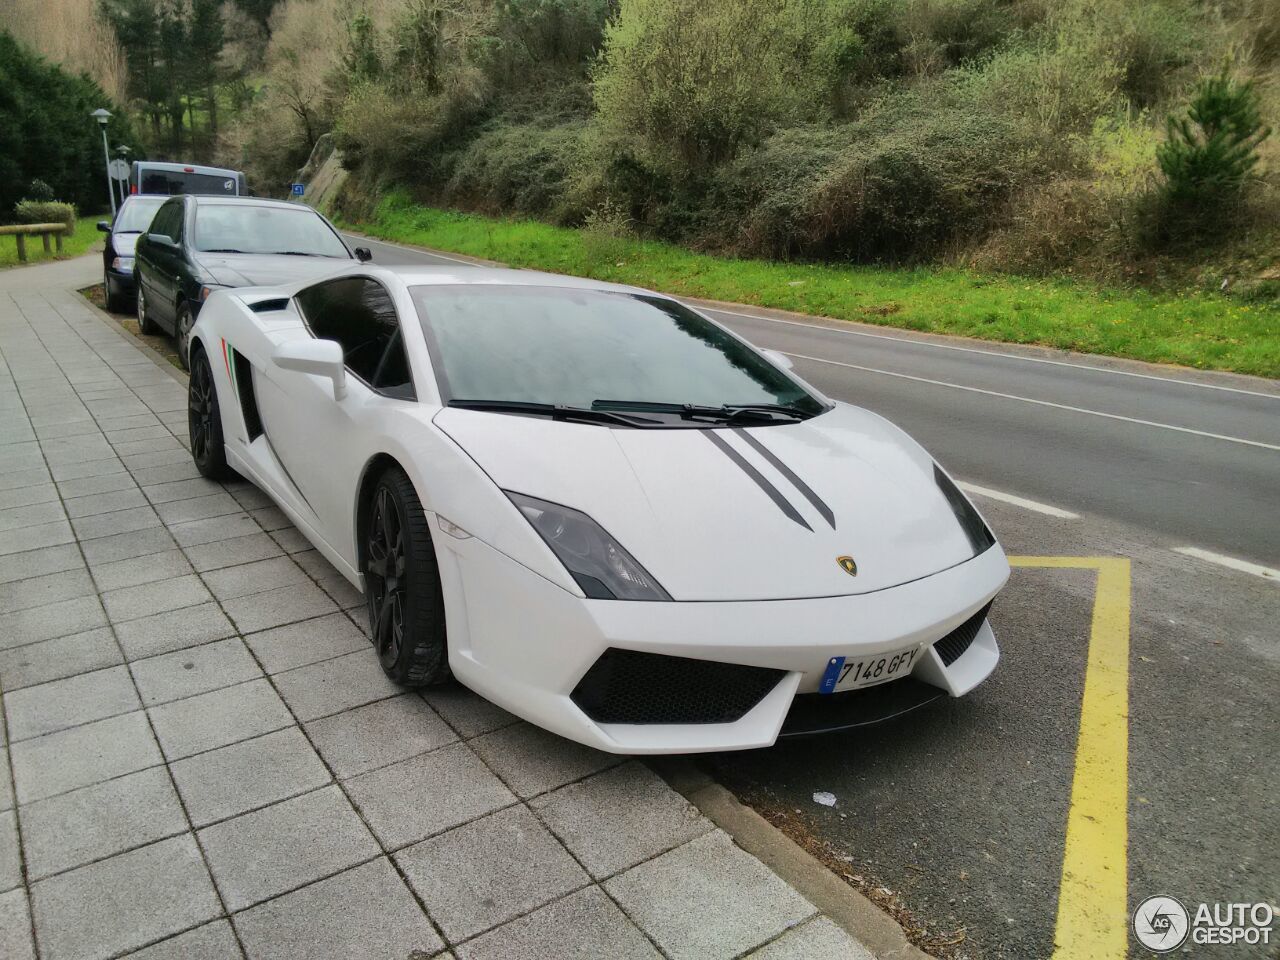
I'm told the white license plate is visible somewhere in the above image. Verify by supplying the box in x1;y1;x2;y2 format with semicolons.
819;645;921;695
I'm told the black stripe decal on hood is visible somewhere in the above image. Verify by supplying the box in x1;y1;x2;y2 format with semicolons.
705;430;812;531
733;428;836;529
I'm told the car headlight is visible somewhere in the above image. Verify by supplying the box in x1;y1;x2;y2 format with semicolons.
934;465;995;555
199;284;227;301
111;256;134;273
506;491;671;601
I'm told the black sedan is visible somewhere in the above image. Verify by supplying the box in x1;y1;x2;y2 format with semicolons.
134;195;370;368
98;196;166;311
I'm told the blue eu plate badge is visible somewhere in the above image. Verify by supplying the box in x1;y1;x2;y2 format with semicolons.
819;656;846;695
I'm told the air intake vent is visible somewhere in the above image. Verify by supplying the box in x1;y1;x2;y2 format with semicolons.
933;601;992;667
249;298;290;313
571;649;784;725
231;349;263;441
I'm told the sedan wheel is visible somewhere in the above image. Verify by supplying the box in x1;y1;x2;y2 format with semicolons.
104;270;123;313
136;283;158;335
176;304;195;371
365;467;449;687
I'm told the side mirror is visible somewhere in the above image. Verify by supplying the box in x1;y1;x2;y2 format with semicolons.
150;234;175;247
97;221;111;233
272;338;347;400
354;247;372;263
763;349;794;370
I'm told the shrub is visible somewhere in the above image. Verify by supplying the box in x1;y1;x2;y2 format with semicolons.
443;116;589;219
591;0;859;171
15;199;76;231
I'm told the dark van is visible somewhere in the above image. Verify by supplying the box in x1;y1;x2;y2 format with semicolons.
130;161;248;198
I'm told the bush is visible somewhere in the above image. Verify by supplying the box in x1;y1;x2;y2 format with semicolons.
591;0;859;171
444;116;588;220
15;199;76;231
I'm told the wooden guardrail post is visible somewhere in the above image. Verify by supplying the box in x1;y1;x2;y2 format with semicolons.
0;223;71;262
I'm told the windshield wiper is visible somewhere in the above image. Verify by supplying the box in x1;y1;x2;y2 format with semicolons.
450;399;660;428
591;400;810;423
200;248;247;254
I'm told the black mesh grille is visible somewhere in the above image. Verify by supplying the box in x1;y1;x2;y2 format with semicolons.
571;648;785;725
933;601;992;667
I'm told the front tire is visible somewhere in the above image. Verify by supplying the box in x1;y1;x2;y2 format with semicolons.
188;347;234;482
176;303;195;371
136;282;159;335
104;270;124;313
365;467;450;687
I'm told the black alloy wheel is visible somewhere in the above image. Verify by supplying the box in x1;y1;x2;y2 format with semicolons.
365;466;449;686
188;347;233;481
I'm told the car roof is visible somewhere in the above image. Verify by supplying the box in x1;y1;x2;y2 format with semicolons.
358;263;659;299
184;196;313;211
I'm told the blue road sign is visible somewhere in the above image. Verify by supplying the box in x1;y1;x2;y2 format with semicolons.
291;183;305;196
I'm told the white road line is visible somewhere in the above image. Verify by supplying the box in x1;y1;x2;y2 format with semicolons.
957;482;1080;519
705;305;1280;401
1173;547;1279;581
784;352;1280;452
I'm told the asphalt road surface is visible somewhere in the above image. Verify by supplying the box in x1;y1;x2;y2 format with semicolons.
350;232;1280;958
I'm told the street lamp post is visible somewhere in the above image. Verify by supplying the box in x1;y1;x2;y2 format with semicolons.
90;108;116;217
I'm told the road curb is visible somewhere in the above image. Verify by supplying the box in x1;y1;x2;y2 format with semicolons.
651;758;934;960
75;283;189;387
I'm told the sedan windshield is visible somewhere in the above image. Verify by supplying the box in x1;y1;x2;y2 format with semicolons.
412;285;824;420
193;204;349;258
113;198;165;234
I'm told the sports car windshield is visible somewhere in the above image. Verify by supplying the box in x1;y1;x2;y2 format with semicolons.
192;204;349;257
412;286;824;420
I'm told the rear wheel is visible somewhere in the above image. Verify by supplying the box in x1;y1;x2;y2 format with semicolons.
176;303;195;371
104;270;124;313
365;467;450;687
188;347;234;481
136;282;158;335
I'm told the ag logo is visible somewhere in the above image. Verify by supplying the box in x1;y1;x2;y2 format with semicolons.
836;556;857;576
1133;895;1190;952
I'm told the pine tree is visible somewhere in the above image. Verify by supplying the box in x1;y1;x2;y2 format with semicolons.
1157;69;1271;206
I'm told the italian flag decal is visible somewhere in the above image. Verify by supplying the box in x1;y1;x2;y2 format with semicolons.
221;338;236;392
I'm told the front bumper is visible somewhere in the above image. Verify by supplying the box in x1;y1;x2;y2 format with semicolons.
106;266;137;293
439;532;1009;754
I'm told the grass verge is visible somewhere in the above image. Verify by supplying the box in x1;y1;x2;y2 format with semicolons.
347;193;1280;379
0;217;103;270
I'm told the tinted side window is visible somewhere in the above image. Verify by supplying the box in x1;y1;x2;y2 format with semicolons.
150;201;182;240
296;278;415;399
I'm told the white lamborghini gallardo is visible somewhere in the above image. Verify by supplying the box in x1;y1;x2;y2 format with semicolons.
186;264;1009;753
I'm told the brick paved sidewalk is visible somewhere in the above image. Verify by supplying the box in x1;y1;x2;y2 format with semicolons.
0;258;874;960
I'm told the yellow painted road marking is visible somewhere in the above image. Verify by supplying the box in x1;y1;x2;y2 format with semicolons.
1009;557;1131;960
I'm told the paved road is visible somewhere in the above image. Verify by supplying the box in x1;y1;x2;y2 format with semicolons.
351;233;1280;958
351;233;1280;566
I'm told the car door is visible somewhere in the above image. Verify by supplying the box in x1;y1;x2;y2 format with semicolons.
139;198;183;329
253;275;417;561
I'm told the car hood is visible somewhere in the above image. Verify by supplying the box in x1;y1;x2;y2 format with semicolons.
193;253;350;287
434;403;984;601
111;234;140;257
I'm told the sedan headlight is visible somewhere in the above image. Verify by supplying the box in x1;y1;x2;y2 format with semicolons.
506;492;671;601
934;465;995;555
198;284;228;302
111;256;134;273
